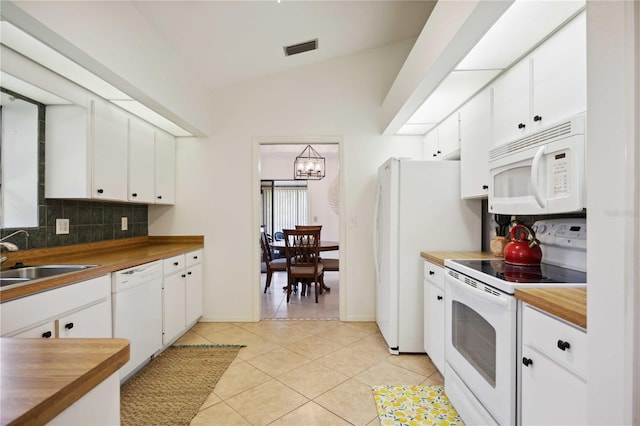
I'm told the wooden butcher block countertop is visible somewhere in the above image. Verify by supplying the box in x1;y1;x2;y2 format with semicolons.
515;287;587;329
420;251;499;267
0;338;129;426
1;236;204;303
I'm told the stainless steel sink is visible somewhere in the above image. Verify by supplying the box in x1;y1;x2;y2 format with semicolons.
0;265;97;287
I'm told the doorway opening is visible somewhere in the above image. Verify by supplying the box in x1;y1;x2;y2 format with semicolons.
258;142;341;320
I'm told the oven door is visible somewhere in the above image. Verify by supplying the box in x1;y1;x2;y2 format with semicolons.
444;270;517;425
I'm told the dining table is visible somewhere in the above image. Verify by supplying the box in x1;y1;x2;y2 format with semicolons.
270;240;339;292
270;240;339;252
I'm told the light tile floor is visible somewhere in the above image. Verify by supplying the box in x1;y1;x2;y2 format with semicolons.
261;271;340;320
176;320;443;425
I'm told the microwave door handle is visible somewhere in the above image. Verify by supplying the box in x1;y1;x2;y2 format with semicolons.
531;146;546;208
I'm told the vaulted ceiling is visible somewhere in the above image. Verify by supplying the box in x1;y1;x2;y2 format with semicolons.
132;1;435;91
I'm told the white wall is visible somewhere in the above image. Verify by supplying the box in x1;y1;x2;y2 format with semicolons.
149;40;424;322
586;2;639;424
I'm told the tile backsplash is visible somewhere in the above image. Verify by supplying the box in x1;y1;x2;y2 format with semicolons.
1;93;148;250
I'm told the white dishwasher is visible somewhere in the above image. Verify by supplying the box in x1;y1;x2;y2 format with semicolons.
112;260;163;381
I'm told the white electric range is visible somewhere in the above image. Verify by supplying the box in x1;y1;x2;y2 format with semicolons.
443;218;586;425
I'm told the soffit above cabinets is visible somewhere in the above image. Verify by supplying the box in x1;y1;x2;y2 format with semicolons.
0;20;193;137
393;0;586;136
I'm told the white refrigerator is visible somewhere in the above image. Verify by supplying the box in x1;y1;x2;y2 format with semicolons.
374;158;482;353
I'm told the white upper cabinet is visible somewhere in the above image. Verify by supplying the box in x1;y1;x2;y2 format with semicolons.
46;98;177;205
128;117;156;203
530;11;586;132
46;98;128;201
460;88;492;199
423;128;439;160
92;98;129;201
423;112;460;160
438;112;460;159
491;11;586;147
491;58;531;147
154;130;176;205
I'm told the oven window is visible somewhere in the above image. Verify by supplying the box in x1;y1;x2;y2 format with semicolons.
452;301;497;387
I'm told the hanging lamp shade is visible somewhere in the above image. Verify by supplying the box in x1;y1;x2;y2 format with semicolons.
294;144;325;180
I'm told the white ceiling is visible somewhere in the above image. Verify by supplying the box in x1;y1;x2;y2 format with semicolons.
131;0;435;91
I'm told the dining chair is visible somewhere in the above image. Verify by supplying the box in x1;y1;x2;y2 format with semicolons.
283;228;324;303
260;230;287;293
295;224;337;280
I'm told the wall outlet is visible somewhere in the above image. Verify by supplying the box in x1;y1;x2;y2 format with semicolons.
121;217;128;231
56;218;69;235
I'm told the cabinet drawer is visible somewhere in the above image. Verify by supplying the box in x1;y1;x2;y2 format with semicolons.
185;249;202;267
423;261;444;289
522;304;587;378
163;254;185;274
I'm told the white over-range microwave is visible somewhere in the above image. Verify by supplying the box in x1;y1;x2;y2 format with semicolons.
488;113;586;215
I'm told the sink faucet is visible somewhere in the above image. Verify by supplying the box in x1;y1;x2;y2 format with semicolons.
1;230;30;264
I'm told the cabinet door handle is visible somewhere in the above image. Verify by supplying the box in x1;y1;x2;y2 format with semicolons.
174;262;179;266
65;322;74;330
187;271;192;275
437;150;442;154
97;188;104;194
157;195;163;200
533;115;543;122
557;340;571;351
518;123;526;129
181;274;186;278
429;271;435;275
522;357;533;367
432;153;437;157
132;193;138;197
482;185;489;190
42;331;52;339
437;295;443;301
193;256;198;260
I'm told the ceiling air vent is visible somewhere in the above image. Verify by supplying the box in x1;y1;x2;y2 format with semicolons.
283;39;318;57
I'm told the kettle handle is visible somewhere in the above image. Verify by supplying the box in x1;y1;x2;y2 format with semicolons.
509;224;540;248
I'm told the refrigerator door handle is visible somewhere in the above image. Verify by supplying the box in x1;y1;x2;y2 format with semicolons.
372;182;381;282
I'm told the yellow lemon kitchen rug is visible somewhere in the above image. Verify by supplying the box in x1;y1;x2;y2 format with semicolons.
372;385;465;425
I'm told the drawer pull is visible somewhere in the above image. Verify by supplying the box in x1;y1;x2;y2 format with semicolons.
64;322;74;330
557;340;571;351
437;295;443;301
429;271;435;275
522;357;533;367
42;331;52;339
174;262;179;266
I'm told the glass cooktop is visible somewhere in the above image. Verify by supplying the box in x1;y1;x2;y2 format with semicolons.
452;259;586;284
444;258;587;294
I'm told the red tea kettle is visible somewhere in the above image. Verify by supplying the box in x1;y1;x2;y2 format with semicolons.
504;224;542;266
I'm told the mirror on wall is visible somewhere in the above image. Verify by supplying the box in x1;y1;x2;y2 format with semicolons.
0;90;39;228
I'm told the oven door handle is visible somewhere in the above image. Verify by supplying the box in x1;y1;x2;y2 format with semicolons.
449;275;510;307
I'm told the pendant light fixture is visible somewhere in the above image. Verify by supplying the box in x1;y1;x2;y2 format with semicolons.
294;144;325;180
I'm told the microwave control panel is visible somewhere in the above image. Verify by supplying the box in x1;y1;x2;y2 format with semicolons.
550;150;570;196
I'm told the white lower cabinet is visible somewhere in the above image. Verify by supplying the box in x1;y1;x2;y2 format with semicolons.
162;264;187;346
0;275;112;338
162;249;203;345
423;260;445;374
520;303;587;425
185;252;203;325
58;299;112;338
